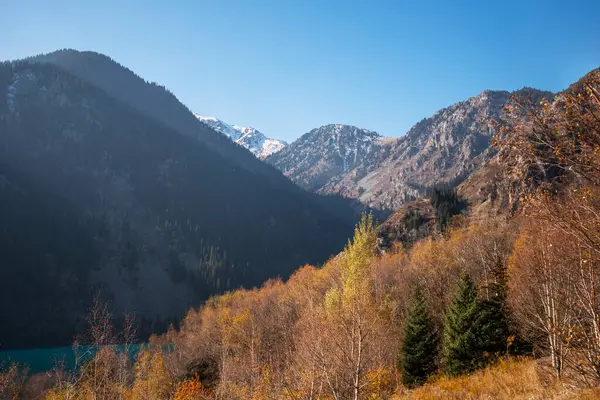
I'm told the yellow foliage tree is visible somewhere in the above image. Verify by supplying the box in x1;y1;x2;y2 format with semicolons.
341;212;377;302
129;349;173;400
315;213;385;400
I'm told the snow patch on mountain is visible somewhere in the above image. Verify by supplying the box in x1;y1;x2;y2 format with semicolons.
6;78;17;114
261;139;287;157
193;114;287;158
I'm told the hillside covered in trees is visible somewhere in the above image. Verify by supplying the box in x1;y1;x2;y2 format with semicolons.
2;67;599;399
0;59;359;349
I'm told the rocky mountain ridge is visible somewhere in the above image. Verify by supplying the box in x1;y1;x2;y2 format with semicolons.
268;88;553;210
266;124;382;192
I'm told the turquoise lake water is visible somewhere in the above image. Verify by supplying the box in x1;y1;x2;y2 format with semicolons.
0;345;143;374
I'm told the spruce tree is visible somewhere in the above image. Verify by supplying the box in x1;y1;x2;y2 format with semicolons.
442;273;483;376
476;298;510;358
477;259;511;359
400;287;439;388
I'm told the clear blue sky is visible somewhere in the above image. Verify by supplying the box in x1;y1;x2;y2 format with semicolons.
2;0;599;142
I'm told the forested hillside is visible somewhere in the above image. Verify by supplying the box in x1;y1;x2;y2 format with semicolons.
30;50;289;184
0;60;357;348
3;67;599;399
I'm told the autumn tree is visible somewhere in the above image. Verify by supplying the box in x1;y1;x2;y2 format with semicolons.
49;295;124;400
495;69;600;190
509;221;578;379
0;363;24;400
498;70;600;382
172;375;212;400
129;349;173;400
302;213;396;400
323;212;378;399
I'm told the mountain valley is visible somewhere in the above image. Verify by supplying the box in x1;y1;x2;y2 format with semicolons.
2;1;599;397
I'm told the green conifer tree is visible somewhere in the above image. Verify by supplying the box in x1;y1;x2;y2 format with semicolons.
476;298;510;359
442;273;483;376
477;258;511;359
400;286;439;388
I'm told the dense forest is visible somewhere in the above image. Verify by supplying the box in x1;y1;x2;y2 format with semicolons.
1;67;599;399
0;60;359;349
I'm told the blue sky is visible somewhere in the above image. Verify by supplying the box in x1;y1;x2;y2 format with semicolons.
2;0;599;142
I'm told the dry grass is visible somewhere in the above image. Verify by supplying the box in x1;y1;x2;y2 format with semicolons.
393;358;600;400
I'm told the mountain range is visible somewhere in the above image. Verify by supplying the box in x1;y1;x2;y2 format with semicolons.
194;88;552;213
197;88;552;212
267;88;553;210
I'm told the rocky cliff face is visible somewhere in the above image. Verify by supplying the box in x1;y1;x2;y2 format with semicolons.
456;87;564;219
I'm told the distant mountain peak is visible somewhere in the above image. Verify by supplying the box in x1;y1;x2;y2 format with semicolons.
314;123;379;135
302;124;381;145
194;114;287;158
265;124;381;192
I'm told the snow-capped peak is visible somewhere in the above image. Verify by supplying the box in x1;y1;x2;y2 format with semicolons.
193;113;243;141
194;114;287;158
